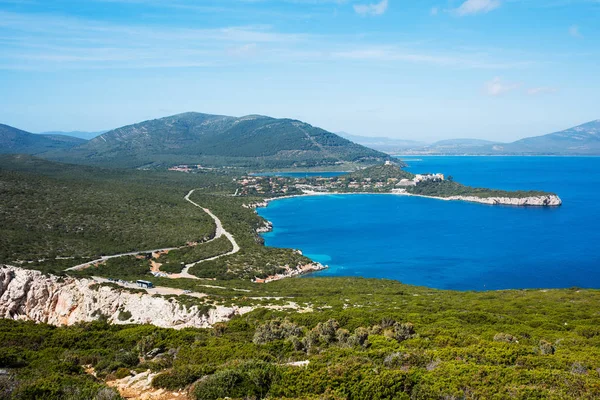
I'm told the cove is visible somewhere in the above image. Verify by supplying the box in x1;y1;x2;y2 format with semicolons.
257;156;600;290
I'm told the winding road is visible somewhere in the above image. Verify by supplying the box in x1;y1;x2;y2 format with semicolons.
66;189;240;276
169;190;240;279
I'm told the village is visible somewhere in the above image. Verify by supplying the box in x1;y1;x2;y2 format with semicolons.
234;167;445;197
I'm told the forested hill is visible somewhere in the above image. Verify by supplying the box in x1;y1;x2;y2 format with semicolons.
350;162;414;180
0;124;86;154
47;112;391;169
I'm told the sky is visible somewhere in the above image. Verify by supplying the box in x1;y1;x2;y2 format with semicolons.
0;0;599;142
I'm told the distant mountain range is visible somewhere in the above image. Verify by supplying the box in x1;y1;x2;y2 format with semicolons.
344;120;600;155
337;132;427;153
0;124;87;155
2;117;599;167
0;113;390;169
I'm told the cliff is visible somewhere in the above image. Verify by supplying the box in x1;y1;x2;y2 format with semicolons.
442;194;562;207
0;265;252;329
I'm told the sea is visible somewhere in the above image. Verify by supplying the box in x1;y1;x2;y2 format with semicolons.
257;156;600;291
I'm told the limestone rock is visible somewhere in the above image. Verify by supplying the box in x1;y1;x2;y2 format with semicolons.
0;266;251;329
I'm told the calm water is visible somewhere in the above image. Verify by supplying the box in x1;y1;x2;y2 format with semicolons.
258;157;600;290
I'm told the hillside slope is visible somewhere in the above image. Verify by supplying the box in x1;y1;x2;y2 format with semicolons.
41;130;106;140
50;112;390;168
0;124;86;154
497;119;600;154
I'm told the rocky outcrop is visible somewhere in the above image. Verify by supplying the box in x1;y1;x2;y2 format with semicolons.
256;220;273;233
0;265;252;329
443;194;562;207
253;262;326;283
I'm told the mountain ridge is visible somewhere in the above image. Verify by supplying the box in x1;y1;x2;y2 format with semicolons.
344;119;600;155
45;112;392;168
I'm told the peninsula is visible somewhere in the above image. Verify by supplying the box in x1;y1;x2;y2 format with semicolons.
235;162;562;207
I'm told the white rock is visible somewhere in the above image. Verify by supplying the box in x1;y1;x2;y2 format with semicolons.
0;266;252;329
444;194;562;207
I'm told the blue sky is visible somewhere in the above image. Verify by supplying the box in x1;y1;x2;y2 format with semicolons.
0;0;598;142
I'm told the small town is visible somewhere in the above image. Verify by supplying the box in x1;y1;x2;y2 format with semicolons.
234;166;445;197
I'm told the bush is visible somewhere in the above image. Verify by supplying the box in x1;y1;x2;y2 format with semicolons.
114;368;130;379
152;365;216;390
117;310;132;321
253;319;302;345
192;361;277;400
494;333;518;343
392;323;416;343
538;340;555;355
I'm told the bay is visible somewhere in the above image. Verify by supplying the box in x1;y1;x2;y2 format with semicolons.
257;156;600;290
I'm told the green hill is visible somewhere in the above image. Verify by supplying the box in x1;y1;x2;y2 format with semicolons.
48;112;391;168
349;162;414;180
0;124;86;154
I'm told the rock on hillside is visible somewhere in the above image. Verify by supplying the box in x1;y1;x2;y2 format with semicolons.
0;265;250;329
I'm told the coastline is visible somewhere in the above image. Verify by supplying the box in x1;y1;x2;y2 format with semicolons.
248;188;561;283
249;190;562;209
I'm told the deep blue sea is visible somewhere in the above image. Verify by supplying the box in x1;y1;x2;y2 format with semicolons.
257;157;600;290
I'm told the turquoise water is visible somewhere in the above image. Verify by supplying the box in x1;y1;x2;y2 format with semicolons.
257;157;600;290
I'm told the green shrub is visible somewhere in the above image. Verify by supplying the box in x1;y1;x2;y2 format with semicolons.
152;365;216;390
117;311;132;321
114;368;130;379
192;361;277;400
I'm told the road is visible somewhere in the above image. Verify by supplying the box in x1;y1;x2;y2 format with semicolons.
66;189;240;275
91;276;207;298
170;189;241;279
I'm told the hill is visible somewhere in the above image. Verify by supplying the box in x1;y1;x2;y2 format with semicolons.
40;130;106;140
48;112;391;169
496;119;600;154
0;124;86;154
349;162;415;180
341;120;600;155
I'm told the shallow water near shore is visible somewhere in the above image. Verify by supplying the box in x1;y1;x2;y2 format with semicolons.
257;156;600;290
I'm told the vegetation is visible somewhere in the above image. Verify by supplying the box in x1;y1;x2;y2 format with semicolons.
0;124;85;155
3;280;600;399
0;155;578;399
348;163;413;180
0;155;219;263
407;179;552;198
71;256;152;282
189;247;310;280
157;236;234;273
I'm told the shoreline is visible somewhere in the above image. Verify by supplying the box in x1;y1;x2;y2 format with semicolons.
250;190;562;209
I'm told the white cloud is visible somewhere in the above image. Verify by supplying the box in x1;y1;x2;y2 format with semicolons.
527;87;557;95
569;25;582;38
353;0;388;16
484;77;519;96
430;7;439;15
332;47;533;69
455;0;501;16
0;10;537;72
